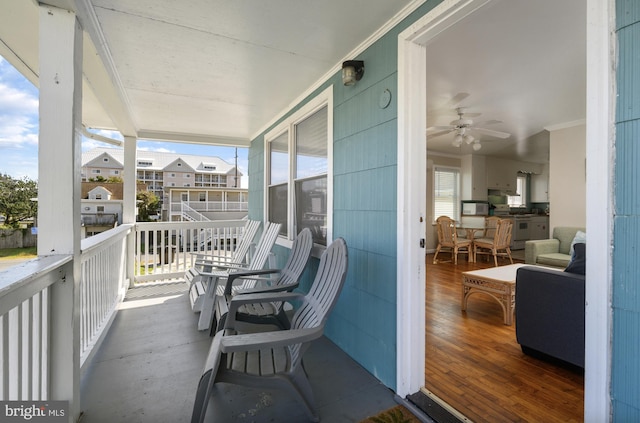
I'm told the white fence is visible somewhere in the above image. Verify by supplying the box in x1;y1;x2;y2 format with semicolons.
134;219;248;283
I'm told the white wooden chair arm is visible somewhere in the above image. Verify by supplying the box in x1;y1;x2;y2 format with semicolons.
220;327;323;353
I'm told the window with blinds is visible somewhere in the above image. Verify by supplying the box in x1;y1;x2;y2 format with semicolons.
295;106;328;245
268;131;289;236
433;167;461;221
264;87;332;246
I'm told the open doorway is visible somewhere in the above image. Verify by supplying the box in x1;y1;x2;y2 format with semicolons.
396;0;611;421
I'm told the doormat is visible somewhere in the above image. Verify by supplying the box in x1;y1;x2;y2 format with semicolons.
360;405;422;423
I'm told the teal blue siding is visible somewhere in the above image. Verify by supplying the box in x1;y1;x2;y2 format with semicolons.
613;0;640;418
248;1;440;390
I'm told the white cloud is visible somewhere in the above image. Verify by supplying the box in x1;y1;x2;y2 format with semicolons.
0;82;38;114
0;82;39;148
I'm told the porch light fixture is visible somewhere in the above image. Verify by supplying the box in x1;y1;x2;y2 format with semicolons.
342;60;365;86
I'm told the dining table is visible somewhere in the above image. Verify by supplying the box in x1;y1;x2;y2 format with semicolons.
457;226;485;263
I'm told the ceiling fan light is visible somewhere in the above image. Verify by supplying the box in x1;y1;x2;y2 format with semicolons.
472;142;482;151
453;134;463;147
464;134;474;144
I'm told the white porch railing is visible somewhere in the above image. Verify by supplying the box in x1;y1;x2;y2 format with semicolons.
0;254;72;401
79;224;131;365
0;219;247;409
170;200;249;213
181;202;211;222
133;219;247;283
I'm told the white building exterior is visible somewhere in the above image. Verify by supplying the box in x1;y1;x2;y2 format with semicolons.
81;147;247;221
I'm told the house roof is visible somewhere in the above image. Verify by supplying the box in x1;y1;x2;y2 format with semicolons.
81;181;148;199
82;147;241;175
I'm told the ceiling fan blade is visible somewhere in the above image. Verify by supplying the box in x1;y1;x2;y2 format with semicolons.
427;130;454;138
445;92;470;108
427;93;470;118
427;126;454;132
472;127;511;139
475;119;502;126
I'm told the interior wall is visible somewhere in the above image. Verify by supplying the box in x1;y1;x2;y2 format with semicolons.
548;124;586;230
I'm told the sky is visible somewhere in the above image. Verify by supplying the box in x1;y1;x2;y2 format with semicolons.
0;56;249;187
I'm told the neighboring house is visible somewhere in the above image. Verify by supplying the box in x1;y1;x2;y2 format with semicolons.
82;147;248;221
80;183;124;238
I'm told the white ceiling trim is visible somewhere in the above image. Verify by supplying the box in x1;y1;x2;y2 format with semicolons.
136;130;250;147
76;0;138;136
544;119;587;132
250;0;429;141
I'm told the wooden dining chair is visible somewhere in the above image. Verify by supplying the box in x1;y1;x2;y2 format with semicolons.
483;216;501;239
474;218;514;266
433;216;472;265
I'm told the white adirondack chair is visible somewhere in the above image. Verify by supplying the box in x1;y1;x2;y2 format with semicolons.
185;219;261;308
212;227;314;333
193;222;282;331
190;237;348;423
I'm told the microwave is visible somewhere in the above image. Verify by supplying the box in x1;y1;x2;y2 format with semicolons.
462;202;489;216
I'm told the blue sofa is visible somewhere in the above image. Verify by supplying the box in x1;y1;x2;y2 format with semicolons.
515;264;585;368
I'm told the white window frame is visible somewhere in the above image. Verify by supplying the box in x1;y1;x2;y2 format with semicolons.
264;86;333;250
508;174;527;207
432;166;461;222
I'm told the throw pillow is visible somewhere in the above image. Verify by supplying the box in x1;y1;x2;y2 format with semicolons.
570;230;587;260
565;242;586;275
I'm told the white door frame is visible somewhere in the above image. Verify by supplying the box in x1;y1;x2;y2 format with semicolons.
396;1;613;421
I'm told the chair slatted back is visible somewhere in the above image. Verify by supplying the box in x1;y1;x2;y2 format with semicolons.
288;238;348;366
232;222;282;289
436;216;457;246
273;228;313;289
484;216;501;239
224;227;313;298
196;220;260;271
231;220;261;264
494;218;513;248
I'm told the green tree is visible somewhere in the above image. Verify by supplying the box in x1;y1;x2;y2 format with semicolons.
136;191;160;222
0;174;38;228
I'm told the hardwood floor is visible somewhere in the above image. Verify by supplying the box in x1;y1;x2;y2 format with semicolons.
424;253;584;423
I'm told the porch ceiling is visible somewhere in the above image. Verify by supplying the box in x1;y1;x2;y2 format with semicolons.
0;0;419;146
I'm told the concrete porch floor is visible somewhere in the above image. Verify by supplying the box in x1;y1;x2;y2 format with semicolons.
80;281;421;423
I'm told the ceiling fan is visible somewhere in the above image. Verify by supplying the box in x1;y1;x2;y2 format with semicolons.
427;107;511;151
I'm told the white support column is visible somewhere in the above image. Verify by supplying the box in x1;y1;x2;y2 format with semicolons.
37;4;82;422
122;136;138;224
123;136;137;284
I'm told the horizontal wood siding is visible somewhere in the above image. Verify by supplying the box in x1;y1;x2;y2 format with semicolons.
613;0;640;419
247;1;440;390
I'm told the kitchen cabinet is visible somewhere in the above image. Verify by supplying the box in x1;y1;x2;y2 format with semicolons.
486;157;516;192
530;216;549;240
